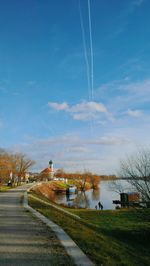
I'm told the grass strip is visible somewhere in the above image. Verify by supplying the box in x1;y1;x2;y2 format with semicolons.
0;185;12;192
28;193;150;266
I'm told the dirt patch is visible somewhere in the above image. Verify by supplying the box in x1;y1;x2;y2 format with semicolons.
31;182;66;202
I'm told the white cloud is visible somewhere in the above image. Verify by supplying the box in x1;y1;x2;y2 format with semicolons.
97;78;150;116
84;136;130;146
73;112;97;121
9;131;132;173
121;79;150;96
69;101;107;113
126;109;142;117
10;132;132;173
30;135;128;148
67;146;88;153
48;102;69;111
58;159;103;168
48;101;109;121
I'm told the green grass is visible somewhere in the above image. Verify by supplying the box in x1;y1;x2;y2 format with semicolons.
0;185;12;192
49;181;68;189
28;193;150;266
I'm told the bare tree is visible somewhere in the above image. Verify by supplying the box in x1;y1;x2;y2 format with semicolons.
0;149;35;186
55;168;65;179
119;149;150;202
11;153;35;185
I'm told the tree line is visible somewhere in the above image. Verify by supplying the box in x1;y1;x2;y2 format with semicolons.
54;169;117;190
0;148;35;187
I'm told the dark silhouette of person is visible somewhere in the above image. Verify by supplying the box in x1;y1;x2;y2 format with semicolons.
98;201;101;209
95;205;97;210
98;201;103;210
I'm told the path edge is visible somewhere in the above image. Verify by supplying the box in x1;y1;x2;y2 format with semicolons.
23;191;94;266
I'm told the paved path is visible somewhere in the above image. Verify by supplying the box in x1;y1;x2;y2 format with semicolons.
0;185;74;266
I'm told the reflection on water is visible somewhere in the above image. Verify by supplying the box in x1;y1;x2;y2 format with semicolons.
74;191;90;208
92;188;100;201
66;194;76;202
48;180;131;210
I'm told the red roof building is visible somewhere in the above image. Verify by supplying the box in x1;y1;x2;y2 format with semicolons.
40;167;54;180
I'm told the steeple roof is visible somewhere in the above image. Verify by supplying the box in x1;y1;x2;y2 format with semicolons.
41;167;52;174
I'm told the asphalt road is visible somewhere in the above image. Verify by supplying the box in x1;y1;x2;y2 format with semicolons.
0;185;74;266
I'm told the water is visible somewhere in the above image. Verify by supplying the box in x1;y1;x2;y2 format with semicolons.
51;180;132;210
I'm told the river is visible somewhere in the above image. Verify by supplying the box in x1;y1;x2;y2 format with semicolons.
51;179;132;210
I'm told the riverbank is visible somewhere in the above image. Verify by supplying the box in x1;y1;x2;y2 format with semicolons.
31;180;91;198
28;192;150;266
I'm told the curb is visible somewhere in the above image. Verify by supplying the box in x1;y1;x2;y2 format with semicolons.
23;191;94;266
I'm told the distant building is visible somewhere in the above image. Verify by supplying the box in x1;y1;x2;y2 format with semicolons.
40;160;54;180
24;173;30;182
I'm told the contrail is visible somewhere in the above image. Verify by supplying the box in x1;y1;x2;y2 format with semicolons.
88;0;94;100
78;0;95;135
78;0;91;102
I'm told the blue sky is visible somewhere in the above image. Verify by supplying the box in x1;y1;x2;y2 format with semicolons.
0;0;150;174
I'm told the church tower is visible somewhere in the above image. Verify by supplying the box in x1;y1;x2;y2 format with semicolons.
49;160;54;179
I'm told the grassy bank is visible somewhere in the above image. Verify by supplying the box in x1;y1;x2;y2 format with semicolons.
0;185;12;192
28;193;150;266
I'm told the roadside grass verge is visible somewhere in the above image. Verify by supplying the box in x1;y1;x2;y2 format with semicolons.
28;193;150;266
0;185;11;192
